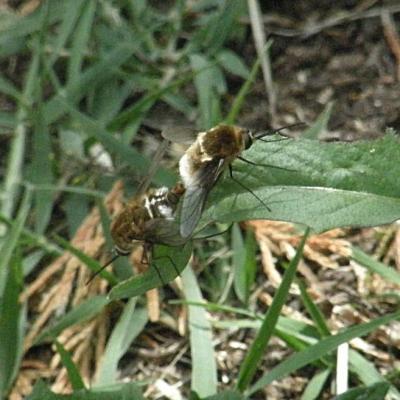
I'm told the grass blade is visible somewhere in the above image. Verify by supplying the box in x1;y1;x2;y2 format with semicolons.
302;102;334;139
351;246;400;285
43;42;137;125
1;53;38;221
0;254;25;398
95;300;147;386
54;340;86;391
232;224;246;302
334;382;390;400
349;350;400;399
300;368;331;400
236;228;310;391
225;41;271;124
35;295;110;344
182;265;217;397
30;88;54;234
190;53;220;129
67;0;96;83
47;1;85;66
298;279;331;337
0;187;32;296
27;380;145;399
55;101;176;186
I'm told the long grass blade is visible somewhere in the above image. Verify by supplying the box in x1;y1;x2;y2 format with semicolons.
236;228;310;391
182;265;218;397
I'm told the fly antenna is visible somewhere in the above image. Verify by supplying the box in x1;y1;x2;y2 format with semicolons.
86;251;120;285
253;122;305;141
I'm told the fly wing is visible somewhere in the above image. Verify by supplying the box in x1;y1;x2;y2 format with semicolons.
161;125;199;145
180;158;225;238
136;138;170;195
143;218;185;246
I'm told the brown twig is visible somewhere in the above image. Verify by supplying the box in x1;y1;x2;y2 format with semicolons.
381;9;400;81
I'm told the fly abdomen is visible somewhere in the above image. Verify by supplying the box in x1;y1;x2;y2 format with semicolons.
144;184;184;220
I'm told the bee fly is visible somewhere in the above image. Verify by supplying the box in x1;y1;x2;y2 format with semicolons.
162;123;301;238
110;182;186;255
88;139;185;284
87;182;186;284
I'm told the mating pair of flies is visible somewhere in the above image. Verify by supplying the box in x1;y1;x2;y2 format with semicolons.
89;123;300;283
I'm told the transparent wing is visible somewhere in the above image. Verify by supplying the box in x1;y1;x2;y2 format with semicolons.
143;218;185;246
161;125;199;145
180;158;225;238
136;138;170;195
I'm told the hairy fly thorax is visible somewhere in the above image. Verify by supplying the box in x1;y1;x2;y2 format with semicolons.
110;183;185;255
179;124;251;188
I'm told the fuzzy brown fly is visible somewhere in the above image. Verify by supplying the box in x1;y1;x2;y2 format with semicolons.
88;139;185;284
162;123;302;238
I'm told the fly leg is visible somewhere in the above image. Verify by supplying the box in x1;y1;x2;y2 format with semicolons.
143;243;165;284
153;252;181;281
228;165;271;212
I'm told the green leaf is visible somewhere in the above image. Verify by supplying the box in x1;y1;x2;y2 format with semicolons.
232;225;257;304
300;369;331;400
182;265;217;397
199;0;245;55
0;111;16;128
203;133;400;233
203;390;245;400
67;0;96;84
216;49;250;79
1;48;39;220
0;0;66;57
232;224;246;302
95;300;147;385
63;193;89;237
109;242;193;300
0;187;32;296
190;53;220;129
236;228;309;391
0;254;25;398
351;246;400;285
107;73;193;134
349;350;400;399
248;309;400;395
35;295;110;344
43;42;137;125
47;1;85;67
298;279;330;337
0;74;21;101
54;341;86;391
334;382;390;400
30;91;54;234
55;102;176;187
27;379;144;400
